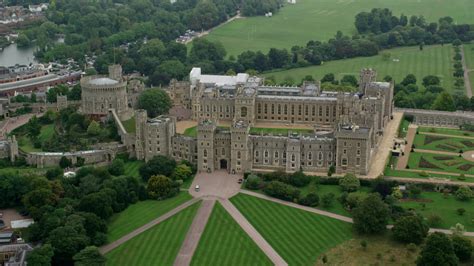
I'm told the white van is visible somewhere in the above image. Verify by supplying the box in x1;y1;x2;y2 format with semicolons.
195;185;200;192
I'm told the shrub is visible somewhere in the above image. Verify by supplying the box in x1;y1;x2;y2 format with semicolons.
338;173;360;192
263;181;300;201
246;174;263;190
352;194;390;234
46;167;64;180
455;186;473;201
147;175;179;200
427;214;442;227
108;159;125;176
360;240;367;250
452;235;473;262
321;193;335;207
289;170;310;187
406;243;417;252
392;214;429;244
457;208;466;216
298;192;319;207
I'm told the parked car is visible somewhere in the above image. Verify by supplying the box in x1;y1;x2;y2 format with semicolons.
238;179;243;184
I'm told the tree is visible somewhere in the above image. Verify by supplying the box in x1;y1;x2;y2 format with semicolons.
452;39;462;47
451;235;473;262
321;73;336;83
147;175;179;200
401;74;417;86
78;191;114;219
27;244;54;266
47;225;90;265
327;165;335;177
246;174;262;190
321;193;335;207
87;121;102;136
172;164;192;181
263;181;300;201
150;60;186;86
392;214;429;244
73;246;106;266
432;92;456;111
416;232;458;266
289;170;310;187
352;193;390;234
46;167;64;180
137;89;172;118
59;156;72;169
422;75;441;87
455;186;472;201
341;75;358;87
26;116;41;140
189;38;226;63
108;159;125;176
338;173;360;192
139;155;177;182
298;192;319;207
68;84;82;100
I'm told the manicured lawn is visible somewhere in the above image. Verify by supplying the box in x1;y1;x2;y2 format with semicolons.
121;117;136;134
205;0;474;56
249;127;313;135
123;160;143;178
413;134;474;153
231;193;353;265
183;126;197;137
384;167;474;183
418;127;474;138
107;192;193;242
191;202;272;266
407;152;474;175
398;191;474;231
262;45;458;92
106;202;200;266
18;124;55;152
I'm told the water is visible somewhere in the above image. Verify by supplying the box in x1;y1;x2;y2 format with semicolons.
0;43;37;67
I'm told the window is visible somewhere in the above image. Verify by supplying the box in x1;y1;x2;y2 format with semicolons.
237;151;241;159
274;151;279;158
357;149;361;156
308;152;312;160
222;148;225;155
255;151;259;157
318;152;323;161
342;158;348;166
291;154;295;162
356;157;361;166
203;150;207;157
241;107;247;117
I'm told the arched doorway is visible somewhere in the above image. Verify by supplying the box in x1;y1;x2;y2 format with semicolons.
220;159;228;170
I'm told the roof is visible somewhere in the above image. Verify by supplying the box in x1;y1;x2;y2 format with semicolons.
88;77;119;85
0;232;13;239
190;67;249;86
11;219;34;229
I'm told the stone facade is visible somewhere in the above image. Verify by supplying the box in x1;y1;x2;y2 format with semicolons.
80;65;132;120
131;68;393;175
0;136;18;162
397;108;474;127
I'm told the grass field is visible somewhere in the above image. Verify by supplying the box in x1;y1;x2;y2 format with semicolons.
18;124;54;152
249;127;313;135
107;192;192;242
407;152;474;175
191;202;272;266
464;43;474;94
121;117;136;134
182;126;229;137
418;127;474;137
413;134;474;153
123;160;143;178
384;167;474;183
205;0;474;56
263;45;458;92
399;191;474;231
106;202;200;266
231;193;353;265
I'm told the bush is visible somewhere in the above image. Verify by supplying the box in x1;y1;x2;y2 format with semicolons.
452;235;473;262
352;193;390;234
246;174;263;190
289;170;310;187
455;186;473;201
457;208;466;216
338;173;360;192
321;193;335;207
108;159;125;176
46;167;64;180
392;214;429;244
147;175;179;200
263;181;300;201
427;214;442;227
298;192;319;207
139;155;177;182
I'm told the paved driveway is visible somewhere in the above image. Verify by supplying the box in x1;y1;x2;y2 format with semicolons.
189;170;241;199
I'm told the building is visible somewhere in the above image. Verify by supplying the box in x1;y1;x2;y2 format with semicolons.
80;65;132;120
131;68;394;175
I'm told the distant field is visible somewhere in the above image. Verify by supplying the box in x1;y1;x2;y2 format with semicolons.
106;202;200;266
205;0;474;56
191;202;272;266
263;45;458;92
231;193;352;265
107;192;192;242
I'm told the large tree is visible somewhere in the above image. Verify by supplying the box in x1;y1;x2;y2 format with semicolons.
452;235;473;262
432;92;456;111
392;214;429;244
139;155;177;182
137;88;172;118
147;175;179;200
352;193;390;234
417;232;458;266
339;173;360;192
73;246;106;266
27;244;54;266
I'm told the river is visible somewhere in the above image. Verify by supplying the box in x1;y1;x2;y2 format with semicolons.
0;43;37;67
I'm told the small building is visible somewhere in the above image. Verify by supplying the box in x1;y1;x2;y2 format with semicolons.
0;243;32;266
0;232;14;245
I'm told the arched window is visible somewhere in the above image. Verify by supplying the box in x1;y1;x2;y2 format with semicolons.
308;152;312;160
264;150;269;157
237;151;241;159
241;107;247;117
255;151;259;157
318;152;323;161
203;149;207;157
274;151;279;158
291;154;295;162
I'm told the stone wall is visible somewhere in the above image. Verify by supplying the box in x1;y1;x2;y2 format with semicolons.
397;108;474;127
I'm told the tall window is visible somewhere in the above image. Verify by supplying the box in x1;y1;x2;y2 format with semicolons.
241;107;247;117
237;151;241;159
203;149;207;157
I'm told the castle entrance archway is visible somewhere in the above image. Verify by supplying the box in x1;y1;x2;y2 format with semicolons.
220;159;228;170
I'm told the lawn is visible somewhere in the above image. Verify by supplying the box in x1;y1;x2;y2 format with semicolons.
191;202;272;266
123;160;143;178
106;202;200;266
182;126;229;138
398;117;410;138
407;152;474;175
413;134;474;153
205;0;474;56
398;191;474;231
464;43;474;94
263;45;458;92
249;127;313;135
121;117;136;134
230;193;353;265
384;167;474;183
18;124;55;152
418;127;474;138
107;192;193;242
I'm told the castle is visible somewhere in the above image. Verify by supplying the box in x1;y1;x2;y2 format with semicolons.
133;67;394;175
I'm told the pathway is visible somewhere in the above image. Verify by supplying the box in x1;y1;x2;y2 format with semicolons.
396;124;418;170
366;111;403;178
413;149;458;156
0;112;44;140
99;198;201;255
419;131;474;140
460;45;473;98
240;190;353;223
174;199;216;266
219;198;288;266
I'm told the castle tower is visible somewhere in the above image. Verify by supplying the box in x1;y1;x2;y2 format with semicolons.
230;120;251;174
9;135;18;163
234;87;256;125
108;64;123;81
359;68;377;94
197;119;216;172
134;110;148;160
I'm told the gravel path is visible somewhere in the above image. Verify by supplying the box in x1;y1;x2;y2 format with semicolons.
219;198;288;266
99;198;201;255
174;199;216;266
461;45;473;98
396;124;417;170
